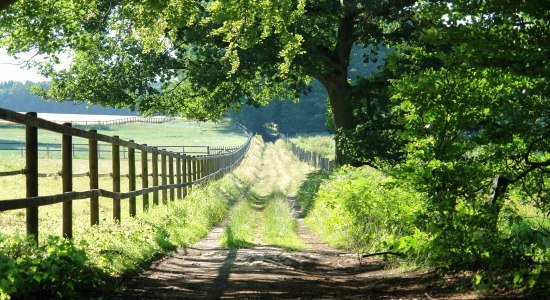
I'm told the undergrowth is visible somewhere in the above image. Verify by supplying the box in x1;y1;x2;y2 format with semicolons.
0;137;263;298
298;165;550;292
304;166;425;260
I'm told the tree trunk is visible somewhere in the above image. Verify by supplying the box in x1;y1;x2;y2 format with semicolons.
319;14;356;165
487;175;509;233
319;73;356;165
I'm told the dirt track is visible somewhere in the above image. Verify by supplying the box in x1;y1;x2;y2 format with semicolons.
117;198;487;299
117;142;490;299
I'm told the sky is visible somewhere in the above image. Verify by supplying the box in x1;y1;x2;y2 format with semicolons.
0;50;48;82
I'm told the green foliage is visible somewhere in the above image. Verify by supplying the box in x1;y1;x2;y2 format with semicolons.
381;1;549;288
0;0;419;165
306;166;424;257
0;235;108;298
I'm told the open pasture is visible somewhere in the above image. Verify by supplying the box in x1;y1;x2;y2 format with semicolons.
0;117;249;239
0;118;248;157
290;134;335;159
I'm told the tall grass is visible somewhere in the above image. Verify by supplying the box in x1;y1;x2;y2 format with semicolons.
220;140;309;251
220;198;258;249
290;134;335;159
261;189;304;250
0;137;263;298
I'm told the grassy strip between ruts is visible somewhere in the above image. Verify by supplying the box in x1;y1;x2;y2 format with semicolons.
220;140;308;251
0;137;263;299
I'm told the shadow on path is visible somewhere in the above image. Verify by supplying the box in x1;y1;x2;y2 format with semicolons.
206;249;237;299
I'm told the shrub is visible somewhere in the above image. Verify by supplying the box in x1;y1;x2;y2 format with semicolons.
306;166;425;258
0;235;108;299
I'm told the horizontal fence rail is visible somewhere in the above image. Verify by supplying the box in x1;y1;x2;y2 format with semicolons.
0;142;242;159
284;138;335;171
0;107;251;241
0;115;174;126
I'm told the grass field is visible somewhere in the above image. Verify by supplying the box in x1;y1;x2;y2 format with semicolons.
0;119;248;158
290;134;335;159
0;119;249;238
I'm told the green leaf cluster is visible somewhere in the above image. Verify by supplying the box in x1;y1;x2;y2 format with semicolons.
306;166;425;257
0;234;107;298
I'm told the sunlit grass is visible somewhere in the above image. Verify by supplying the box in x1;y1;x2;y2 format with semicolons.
220;140;310;251
290;134;335;159
220;198;258;249
261;189;304;250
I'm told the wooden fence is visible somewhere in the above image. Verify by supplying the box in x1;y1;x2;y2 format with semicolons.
0;107;252;241
285;139;335;171
0;142;242;158
53;116;174;126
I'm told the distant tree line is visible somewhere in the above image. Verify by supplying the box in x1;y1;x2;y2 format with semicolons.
0;81;134;115
229;80;329;138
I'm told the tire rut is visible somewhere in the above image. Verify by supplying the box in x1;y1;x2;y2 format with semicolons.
117;141;484;299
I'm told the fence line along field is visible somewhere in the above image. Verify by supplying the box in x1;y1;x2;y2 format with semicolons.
0;114;249;158
0;110;251;241
289;134;335;160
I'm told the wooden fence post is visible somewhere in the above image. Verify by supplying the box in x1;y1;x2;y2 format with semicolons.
152;148;159;205
192;159;197;183
141;145;149;210
200;157;205;179
217;156;221;178
161;150;167;204
89;130;99;226
25;112;38;241
128;141;136;217
207;158;212;178
198;158;201;180
169;155;175;201
176;157;182;199
112;136;121;222
182;157;188;197
62;123;73;238
186;157;192;192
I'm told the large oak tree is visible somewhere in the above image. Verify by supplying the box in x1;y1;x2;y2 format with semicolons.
0;0;415;163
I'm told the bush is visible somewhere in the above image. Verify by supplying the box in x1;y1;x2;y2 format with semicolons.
0;235;108;299
306;166;425;258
